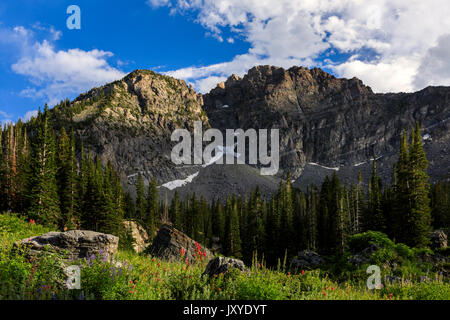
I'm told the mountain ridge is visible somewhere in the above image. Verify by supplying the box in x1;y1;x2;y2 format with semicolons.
43;65;450;200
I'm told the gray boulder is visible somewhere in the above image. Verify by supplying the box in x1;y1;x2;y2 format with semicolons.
349;254;370;266
202;256;247;277
349;244;381;266
14;230;119;260
430;230;448;249
148;224;214;263
291;250;324;270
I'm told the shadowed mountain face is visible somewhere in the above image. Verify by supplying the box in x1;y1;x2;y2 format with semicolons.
50;66;450;200
203;65;450;190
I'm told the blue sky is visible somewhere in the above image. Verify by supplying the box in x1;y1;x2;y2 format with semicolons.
0;0;250;123
1;0;450;124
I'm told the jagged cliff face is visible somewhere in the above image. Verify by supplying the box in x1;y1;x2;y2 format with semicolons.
53;66;450;198
203;65;450;188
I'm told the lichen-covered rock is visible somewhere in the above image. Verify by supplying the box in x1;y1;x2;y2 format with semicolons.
14;230;118;260
148;224;214;263
202;256;247;277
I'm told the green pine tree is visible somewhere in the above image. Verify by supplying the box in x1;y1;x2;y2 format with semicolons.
28;106;61;226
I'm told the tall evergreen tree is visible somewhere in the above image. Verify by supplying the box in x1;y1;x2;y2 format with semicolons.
392;124;432;247
365;157;385;232
56;128;78;229
135;174;146;222
28;106;61;226
146;177;158;240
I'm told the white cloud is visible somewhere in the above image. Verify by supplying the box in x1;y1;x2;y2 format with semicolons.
3;25;125;106
0;110;13;119
150;0;450;93
22;110;38;122
1;108;38;125
0;110;13;126
147;0;172;8
413;34;450;90
332;56;420;93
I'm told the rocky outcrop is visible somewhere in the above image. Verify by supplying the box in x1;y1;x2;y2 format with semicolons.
14;230;119;260
148;224;214;263
430;230;448;249
202;256;247;277
123;220;149;253
291;250;324;270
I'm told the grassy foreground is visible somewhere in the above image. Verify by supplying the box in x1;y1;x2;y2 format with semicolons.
0;213;449;300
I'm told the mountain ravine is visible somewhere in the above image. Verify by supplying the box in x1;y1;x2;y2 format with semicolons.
49;65;450;200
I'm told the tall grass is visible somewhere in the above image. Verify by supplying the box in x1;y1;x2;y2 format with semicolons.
0;213;448;300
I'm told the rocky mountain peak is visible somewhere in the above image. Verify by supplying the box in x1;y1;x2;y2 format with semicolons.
68;69;207;131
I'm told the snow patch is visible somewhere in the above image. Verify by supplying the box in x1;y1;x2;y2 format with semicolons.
127;172;143;179
160;172;199;190
423;134;431;141
353;162;366;167
202;143;240;167
222;104;230;108
308;162;339;171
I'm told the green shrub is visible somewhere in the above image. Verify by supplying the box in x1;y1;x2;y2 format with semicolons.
347;231;394;253
412;247;434;256
395;243;415;260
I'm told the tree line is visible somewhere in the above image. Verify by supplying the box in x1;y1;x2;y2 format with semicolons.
0;106;126;236
1;112;449;264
